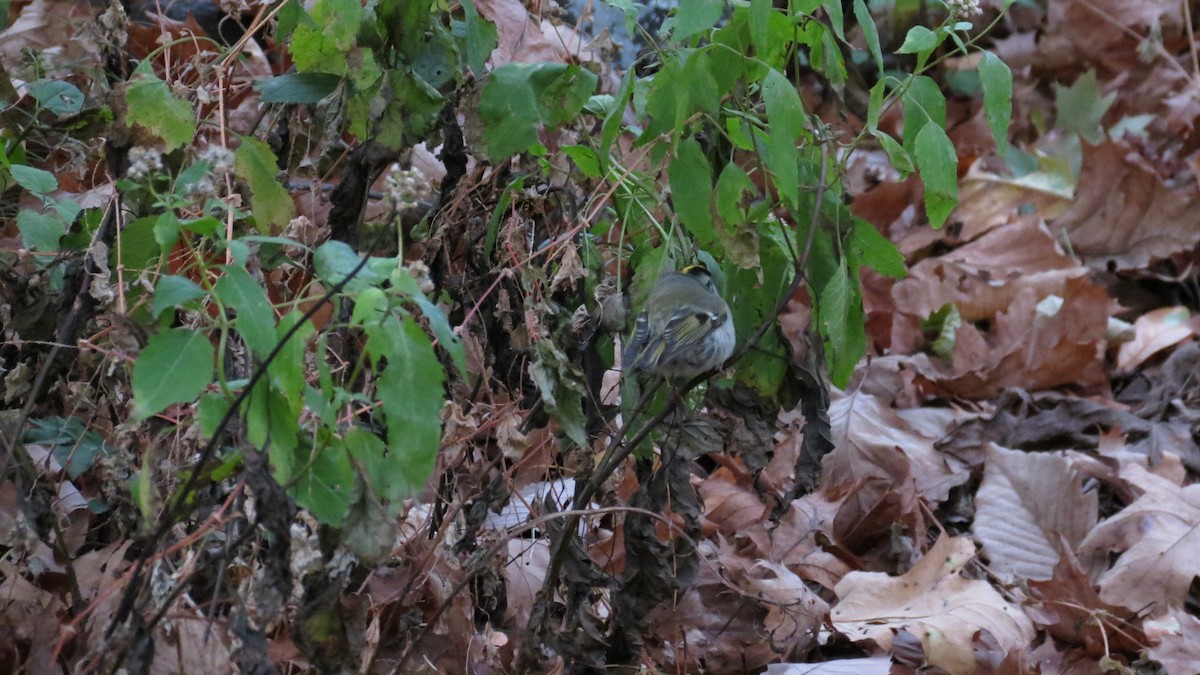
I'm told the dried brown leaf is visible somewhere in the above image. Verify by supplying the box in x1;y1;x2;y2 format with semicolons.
647;558;780;672
1079;463;1200;613
0;563;65;673
896;163;1074;257
974;444;1098;581
1026;544;1145;656
1143;606;1200;674
503;539;549;626
699;467;768;537
923;277;1112;398
1116;306;1199;372
824;392;971;504
832;536;1035;673
893;217;1086;322
1050;141;1200;270
747;560;828;655
766;658;892;674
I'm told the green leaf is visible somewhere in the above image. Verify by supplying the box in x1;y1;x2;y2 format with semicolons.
119;216;160;270
125;63;196;151
22;417;114;478
671;0;724;41
349;49;384;94
391;268;467;376
896;25;939;56
479;63;597;160
292;428;354;526
350;288;387;329
311;0;361;48
152;274;206;318
184;216;223;237
132;328;214;420
174;160;211;196
762;68;805;208
715;160;754;225
153;211;182;253
763;69;806;139
853;0;883;73
234;136;294;232
344;427;400;502
214;265;277;360
978;52;1012;157
460;0;498;76
255;73;342;103
670;137;714;247
17;210;65;251
726;241;793;398
248;382;299;483
682;50;721;117
818;261;863;387
368;316;445;494
27;79;85;116
51;198;81;224
197;392;230;440
289;24;347;76
714;162;761;268
372;69;445;151
821;0;845;41
914;122;959;228
10;165;57;196
849;217;906;278
410;23;459;89
640;61;687;141
270;309;312;403
276;0;304;39
584;94;616;117
812;20;847;88
1054;69;1113;145
748;0;771;54
719;116;749;152
563;144;601;178
314;240;385;292
866;78;885;131
703;32;746;90
529;339;587;446
901;75;946;151
923;303;962;359
374;0;437;55
873;130;914;177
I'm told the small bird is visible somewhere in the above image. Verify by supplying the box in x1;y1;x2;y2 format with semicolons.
623;265;736;379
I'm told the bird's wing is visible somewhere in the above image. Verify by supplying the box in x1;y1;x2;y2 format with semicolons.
655;311;719;364
623;311;657;370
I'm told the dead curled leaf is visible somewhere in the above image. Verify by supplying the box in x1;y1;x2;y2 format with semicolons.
1049;140;1200;270
973;444;1099;582
1025;543;1146;657
747;560;829;653
893;216;1087;323
1143;606;1200;674
916;277;1113;399
824;392;972;504
832;535;1035;673
1115;305;1199;372
1078;463;1200;613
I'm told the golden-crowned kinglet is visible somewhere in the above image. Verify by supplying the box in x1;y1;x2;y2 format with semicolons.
623;265;735;378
